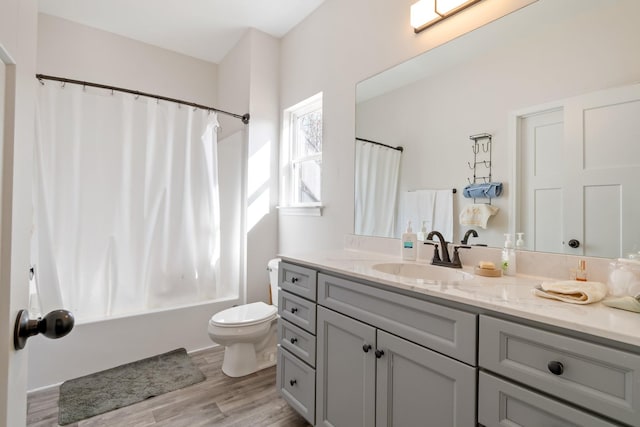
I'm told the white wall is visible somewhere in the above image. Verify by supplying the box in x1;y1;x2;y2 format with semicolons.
218;29;281;305
246;30;280;304
356;0;640;248
37;14;217;106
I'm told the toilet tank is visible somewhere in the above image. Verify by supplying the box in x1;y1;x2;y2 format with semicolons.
268;258;281;306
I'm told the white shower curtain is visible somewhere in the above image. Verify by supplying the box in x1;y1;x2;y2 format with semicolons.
354;140;402;238
33;83;221;321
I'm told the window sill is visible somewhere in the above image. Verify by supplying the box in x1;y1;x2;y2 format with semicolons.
277;205;324;216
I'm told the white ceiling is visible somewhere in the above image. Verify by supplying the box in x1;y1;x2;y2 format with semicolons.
37;0;325;64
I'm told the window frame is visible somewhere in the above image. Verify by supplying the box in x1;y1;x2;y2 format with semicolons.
280;92;324;215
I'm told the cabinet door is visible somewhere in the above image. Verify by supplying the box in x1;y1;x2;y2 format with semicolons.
316;306;376;427
376;330;477;427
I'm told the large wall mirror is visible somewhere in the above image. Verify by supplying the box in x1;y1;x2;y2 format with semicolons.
355;0;640;259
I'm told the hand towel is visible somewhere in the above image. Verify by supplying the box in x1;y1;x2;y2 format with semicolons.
397;189;453;241
459;203;499;229
532;280;608;304
463;182;503;199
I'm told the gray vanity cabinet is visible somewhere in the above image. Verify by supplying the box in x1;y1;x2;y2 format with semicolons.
277;262;318;425
479;315;640;426
315;306;376;427
315;274;477;427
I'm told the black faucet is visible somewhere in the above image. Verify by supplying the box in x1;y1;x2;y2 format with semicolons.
426;231;451;263
426;230;470;269
461;229;478;245
461;229;487;247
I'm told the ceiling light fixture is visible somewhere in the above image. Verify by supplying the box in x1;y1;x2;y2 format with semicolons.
411;0;482;33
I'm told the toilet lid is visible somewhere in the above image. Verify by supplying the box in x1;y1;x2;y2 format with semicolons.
210;302;277;327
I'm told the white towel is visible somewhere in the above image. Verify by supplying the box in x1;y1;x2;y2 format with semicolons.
532;280;608;304
397;189;453;241
459;203;499;229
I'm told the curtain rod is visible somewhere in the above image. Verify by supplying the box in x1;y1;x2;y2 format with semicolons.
35;74;250;124
356;137;404;152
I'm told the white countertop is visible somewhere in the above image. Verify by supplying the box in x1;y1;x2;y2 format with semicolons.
280;249;640;349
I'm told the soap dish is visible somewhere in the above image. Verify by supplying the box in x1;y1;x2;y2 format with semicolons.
474;266;502;277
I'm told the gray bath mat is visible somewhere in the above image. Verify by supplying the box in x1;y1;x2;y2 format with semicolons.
58;348;205;425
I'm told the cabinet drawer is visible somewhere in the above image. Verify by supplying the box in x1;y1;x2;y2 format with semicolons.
277;347;315;425
279;290;316;334
478;372;618;427
318;273;477;365
480;315;640;426
280;262;317;301
278;318;316;367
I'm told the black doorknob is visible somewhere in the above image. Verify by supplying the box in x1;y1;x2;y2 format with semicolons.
375;349;385;358
290;337;298;344
568;239;580;248
290;307;298;314
14;309;74;350
290;379;297;386
362;344;372;353
291;277;299;283
547;360;564;375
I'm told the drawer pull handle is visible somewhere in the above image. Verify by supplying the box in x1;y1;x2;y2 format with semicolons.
291;277;299;283
362;344;372;353
290;307;298;314
548;361;564;375
290;379;297;386
375;349;385;359
290;337;298;344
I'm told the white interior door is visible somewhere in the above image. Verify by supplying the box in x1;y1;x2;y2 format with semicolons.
564;84;640;258
1;43;29;426
519;83;640;258
520;108;565;253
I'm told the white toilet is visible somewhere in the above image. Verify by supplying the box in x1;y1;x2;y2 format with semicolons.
208;258;280;377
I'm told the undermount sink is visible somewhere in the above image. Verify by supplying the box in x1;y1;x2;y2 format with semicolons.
371;262;473;282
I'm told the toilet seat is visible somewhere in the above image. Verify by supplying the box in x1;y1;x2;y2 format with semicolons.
210;302;277;328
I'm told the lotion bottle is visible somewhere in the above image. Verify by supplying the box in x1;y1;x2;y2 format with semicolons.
501;233;516;276
402;221;417;261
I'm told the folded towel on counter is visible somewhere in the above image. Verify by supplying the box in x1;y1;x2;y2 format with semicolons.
603;296;640;313
463;182;503;199
459;203;499;229
532;280;608;304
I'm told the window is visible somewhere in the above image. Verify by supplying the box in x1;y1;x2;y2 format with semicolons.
281;92;323;214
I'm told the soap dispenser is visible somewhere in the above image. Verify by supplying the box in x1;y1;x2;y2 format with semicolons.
501;234;516;276
402;221;417;261
417;221;428;242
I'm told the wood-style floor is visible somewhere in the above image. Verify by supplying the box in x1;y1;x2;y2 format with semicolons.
27;346;312;426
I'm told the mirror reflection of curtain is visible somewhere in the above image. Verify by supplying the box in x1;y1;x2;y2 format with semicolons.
34;83;221;321
354;140;401;237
